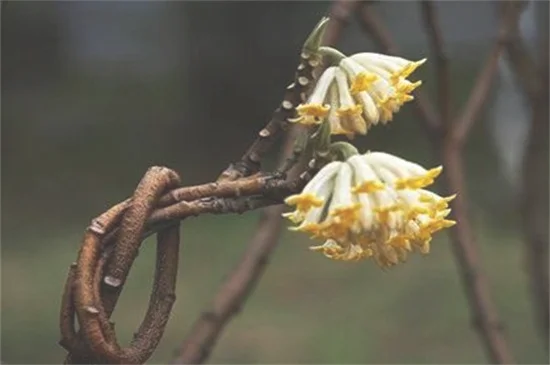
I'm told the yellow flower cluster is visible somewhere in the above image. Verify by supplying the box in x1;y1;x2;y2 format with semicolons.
291;52;425;138
284;152;455;268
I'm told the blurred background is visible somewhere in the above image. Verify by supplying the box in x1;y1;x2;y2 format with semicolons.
1;1;548;364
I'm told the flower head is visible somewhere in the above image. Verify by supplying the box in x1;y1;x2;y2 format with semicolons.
284;151;455;269
291;48;425;138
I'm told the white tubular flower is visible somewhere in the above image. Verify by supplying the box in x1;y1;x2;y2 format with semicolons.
291;48;425;138
292;67;338;125
283;161;342;224
350;53;426;86
341;55;424;125
284;150;456;269
334;68;367;136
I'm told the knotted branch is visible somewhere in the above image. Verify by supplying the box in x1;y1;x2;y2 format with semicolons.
58;19;330;362
61;167;182;364
59;168;308;364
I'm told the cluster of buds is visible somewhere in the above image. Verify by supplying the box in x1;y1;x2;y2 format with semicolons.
284;152;455;268
291;47;425;138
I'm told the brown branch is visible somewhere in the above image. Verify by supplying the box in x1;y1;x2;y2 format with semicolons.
172;11;362;362
452;0;525;144
521;73;549;350
520;12;549;348
357;1;441;131
62;17;334;361
60;26;323;360
323;0;361;46
216;36;323;182
439;145;516;364
171;206;288;364
358;0;524;363
89;174;304;240
62;167;182;364
420;1;452;124
427;2;524;364
172;124;308;364
499;0;540;104
60;167;307;363
104;167;181;288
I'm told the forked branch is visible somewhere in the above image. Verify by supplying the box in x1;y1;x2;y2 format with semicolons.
356;1;525;363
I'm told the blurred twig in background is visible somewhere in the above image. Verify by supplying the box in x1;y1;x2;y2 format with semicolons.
172;127;304;364
323;0;361;46
356;0;529;363
504;0;550;348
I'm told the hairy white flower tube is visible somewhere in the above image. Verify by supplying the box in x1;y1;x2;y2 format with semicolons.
284;151;455;268
291;50;425;138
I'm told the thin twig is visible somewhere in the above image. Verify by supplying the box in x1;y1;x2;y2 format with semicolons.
92;173;305;233
323;0;361;46
452;0;524;144
439;145;515;364
172;206;288;364
216;33;322;182
420;1;452;124
427;2;524;364
358;0;523;363
173;125;306;364
172;11;354;363
499;0;540;104
520;13;549;348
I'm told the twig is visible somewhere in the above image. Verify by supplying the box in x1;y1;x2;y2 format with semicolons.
357;0;524;363
494;4;549;345
171;205;287;364
439;147;515;365
171;14;351;362
452;0;524;145
323;0;361;46
172;122;307;364
216;35;322;182
172;11;356;363
420;1;452;124
92;173;305;234
520;17;549;348
428;2;524;364
498;0;540;104
357;2;441;131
